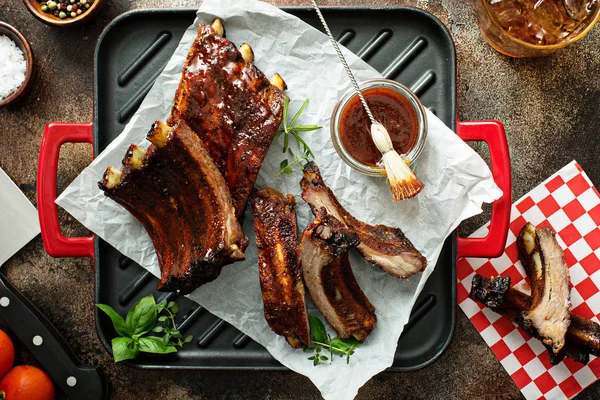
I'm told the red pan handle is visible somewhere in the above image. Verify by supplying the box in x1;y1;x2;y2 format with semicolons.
456;120;511;259
37;122;95;259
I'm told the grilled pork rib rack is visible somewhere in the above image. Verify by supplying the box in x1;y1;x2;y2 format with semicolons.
100;18;287;293
300;162;426;278
470;275;597;365
517;223;571;356
299;209;377;341
470;223;581;365
168;18;286;221
99;121;247;294
251;188;310;348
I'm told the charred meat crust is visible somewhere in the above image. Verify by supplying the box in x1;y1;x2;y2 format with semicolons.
300;161;426;279
168;22;285;220
299;210;377;341
518;225;571;355
99;120;247;294
251;187;310;348
470;274;594;365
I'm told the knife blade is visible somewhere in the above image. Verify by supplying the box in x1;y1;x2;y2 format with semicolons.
0;167;108;400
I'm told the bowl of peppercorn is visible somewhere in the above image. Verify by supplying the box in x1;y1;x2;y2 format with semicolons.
23;0;104;27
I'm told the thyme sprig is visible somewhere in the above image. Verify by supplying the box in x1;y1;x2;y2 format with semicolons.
304;314;362;366
272;96;322;175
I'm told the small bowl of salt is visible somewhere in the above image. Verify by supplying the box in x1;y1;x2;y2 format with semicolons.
0;22;33;107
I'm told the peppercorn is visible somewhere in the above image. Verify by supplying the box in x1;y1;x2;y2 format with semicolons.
41;4;48;11
59;11;66;18
47;1;57;10
70;11;76;17
76;8;82;14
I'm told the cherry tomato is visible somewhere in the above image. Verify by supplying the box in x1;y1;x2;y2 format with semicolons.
0;330;14;379
0;365;55;400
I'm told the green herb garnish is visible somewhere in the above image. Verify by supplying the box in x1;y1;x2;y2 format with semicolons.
97;295;193;362
304;313;362;366
272;96;322;175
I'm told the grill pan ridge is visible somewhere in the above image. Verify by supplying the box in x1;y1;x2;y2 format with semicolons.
94;7;457;371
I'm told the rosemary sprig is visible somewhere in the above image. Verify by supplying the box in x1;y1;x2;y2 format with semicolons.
304;313;362;366
272;96;322;175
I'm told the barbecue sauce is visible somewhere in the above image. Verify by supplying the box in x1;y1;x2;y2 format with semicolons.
339;87;418;167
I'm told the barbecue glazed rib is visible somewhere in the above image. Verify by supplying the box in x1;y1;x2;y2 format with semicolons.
168;18;286;220
299;209;377;341
251;187;310;348
470;274;598;365
300;161;426;278
518;224;571;355
99;120;248;294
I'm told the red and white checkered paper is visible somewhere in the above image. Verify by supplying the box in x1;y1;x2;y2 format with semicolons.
458;161;600;400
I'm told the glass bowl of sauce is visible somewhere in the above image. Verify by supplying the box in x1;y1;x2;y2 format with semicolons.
475;0;600;57
331;79;427;177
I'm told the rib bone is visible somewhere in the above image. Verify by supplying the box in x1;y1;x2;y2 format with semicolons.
251;187;310;348
211;17;225;37
299;209;376;341
270;73;287;91
239;43;254;63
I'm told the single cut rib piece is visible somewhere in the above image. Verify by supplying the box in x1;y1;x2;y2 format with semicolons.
470;274;594;365
99;120;248;294
299;209;376;341
300;161;426;278
517;224;571;355
168;20;286;220
251;187;310;348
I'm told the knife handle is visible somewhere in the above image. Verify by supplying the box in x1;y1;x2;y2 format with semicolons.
38;122;95;259
0;275;108;400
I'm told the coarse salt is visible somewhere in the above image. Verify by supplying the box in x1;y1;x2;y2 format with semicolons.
0;35;27;101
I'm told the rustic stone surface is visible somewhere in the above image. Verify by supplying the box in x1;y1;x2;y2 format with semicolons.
0;0;599;399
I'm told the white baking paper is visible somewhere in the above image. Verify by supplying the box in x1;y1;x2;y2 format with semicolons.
56;1;503;398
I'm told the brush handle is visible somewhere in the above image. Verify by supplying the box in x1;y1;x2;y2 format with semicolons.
310;0;376;125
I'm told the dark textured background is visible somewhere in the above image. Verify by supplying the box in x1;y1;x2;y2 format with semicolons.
0;0;599;399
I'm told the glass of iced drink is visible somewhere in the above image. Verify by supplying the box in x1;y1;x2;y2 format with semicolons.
476;0;600;57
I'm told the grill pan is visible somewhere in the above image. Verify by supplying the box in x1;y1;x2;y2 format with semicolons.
37;7;512;371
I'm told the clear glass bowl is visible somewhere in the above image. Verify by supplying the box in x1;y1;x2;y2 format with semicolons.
475;0;600;58
330;79;428;177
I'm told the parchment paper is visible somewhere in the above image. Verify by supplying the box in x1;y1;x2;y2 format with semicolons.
56;1;502;398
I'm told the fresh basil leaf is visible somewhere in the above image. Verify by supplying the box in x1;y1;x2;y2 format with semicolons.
308;314;327;343
158;316;168;322
152;326;164;333
279;159;288;169
112;337;139;362
138;336;178;354
126;295;157;336
170;303;179;314
97;304;132;338
184;335;193;344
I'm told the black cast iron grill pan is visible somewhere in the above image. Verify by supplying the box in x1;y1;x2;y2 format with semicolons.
37;7;511;371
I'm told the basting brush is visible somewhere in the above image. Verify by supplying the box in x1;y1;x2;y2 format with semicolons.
311;0;424;200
